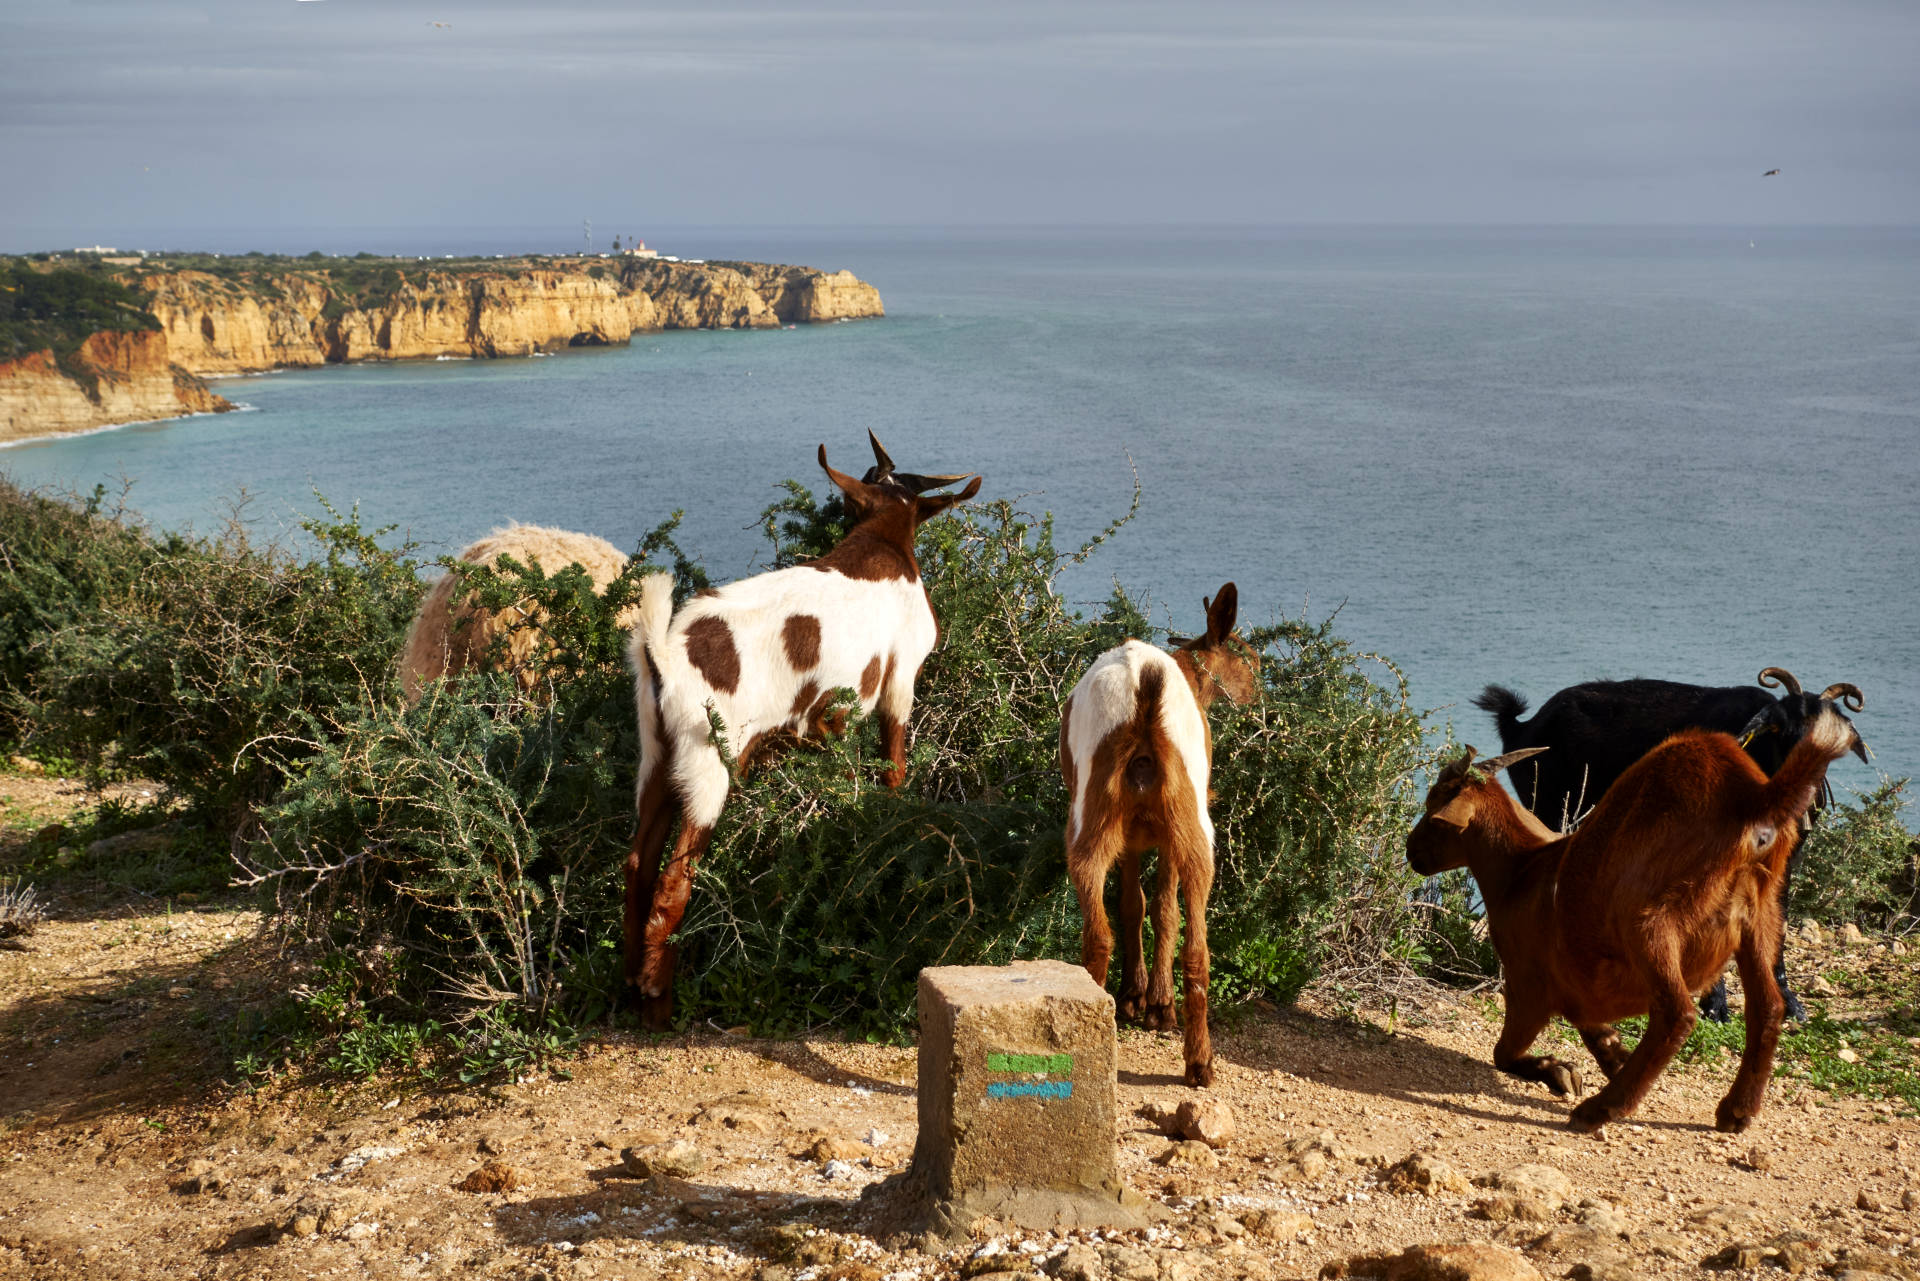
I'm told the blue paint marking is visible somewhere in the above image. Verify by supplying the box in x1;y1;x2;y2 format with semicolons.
987;1080;1073;1100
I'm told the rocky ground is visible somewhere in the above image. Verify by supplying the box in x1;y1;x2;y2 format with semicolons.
1;764;1915;1281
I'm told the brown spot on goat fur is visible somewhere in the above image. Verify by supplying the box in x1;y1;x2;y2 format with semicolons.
859;656;883;699
782;614;822;670
790;681;821;720
683;616;740;694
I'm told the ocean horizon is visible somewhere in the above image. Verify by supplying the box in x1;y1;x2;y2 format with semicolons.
6;224;1916;817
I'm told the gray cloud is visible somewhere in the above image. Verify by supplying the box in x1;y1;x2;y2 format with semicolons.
3;0;1916;243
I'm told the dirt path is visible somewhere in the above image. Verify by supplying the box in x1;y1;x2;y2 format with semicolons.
2;780;1916;1280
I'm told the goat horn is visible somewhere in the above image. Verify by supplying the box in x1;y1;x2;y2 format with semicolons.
1438;746;1478;782
891;470;972;494
867;430;896;478
1820;682;1865;712
1757;667;1802;695
1479;746;1550;775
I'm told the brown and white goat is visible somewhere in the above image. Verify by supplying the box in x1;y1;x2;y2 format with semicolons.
1406;703;1861;1133
1060;585;1260;1087
624;434;981;1027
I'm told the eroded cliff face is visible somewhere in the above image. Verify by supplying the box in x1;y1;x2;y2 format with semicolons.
143;259;878;372
0;330;232;444
9;257;880;440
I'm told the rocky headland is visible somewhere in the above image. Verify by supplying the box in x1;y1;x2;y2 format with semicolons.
0;255;883;442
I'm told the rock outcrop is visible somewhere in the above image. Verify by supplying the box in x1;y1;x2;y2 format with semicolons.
7;256;881;441
1;330;232;444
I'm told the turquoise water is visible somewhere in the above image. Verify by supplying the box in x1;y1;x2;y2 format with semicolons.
5;226;1917;803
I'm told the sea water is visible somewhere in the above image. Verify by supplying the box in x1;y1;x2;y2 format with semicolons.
5;226;1916;805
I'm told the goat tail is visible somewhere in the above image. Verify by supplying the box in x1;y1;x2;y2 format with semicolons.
1121;664;1168;794
1757;705;1855;832
1471;684;1530;745
627;571;677;681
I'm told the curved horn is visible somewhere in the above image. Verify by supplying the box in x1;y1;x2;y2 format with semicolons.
1757;667;1802;696
1438;746;1478;783
1820;682;1865;712
892;469;972;494
1480;746;1549;775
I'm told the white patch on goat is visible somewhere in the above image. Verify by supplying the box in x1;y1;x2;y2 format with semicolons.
1804;705;1852;759
1064;640;1212;848
630;566;937;826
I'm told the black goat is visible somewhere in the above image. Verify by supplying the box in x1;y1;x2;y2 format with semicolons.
1473;667;1869;1023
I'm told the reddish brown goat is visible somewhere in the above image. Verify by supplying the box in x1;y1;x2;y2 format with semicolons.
1406;704;1858;1133
1060;585;1260;1087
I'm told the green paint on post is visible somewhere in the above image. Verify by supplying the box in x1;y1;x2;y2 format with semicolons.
986;1052;1073;1074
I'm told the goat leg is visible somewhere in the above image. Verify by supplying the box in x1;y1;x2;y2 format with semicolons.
1698;976;1733;1024
1068;828;1122;998
1575;1024;1630;1081
623;765;676;1004
1718;925;1787;1133
876;706;909;789
1179;854;1215;1088
1492;1000;1583;1100
1142;856;1180;1033
1116;848;1150;1024
1571;948;1696;1132
1772;865;1808;1023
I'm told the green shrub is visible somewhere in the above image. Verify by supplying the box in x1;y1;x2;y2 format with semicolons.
246;483;1438;1034
1793;779;1917;931
10;495;423;835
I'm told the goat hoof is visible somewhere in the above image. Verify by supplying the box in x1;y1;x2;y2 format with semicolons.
1117;994;1148;1026
1546;1062;1583;1099
1143;1003;1177;1033
638;994;675;1033
1185;1059;1215;1089
1782;992;1809;1024
1714;1101;1755;1134
1568;1098;1613;1133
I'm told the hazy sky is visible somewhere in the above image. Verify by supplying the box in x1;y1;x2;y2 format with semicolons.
3;0;1916;242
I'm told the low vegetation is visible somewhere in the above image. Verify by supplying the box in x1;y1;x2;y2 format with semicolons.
0;474;1912;1093
0;262;162;398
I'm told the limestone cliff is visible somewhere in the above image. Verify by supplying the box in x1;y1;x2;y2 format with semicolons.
1;330;231;444
6;255;881;441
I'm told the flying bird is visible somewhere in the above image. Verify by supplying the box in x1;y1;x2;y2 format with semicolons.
1762;169;1781;177
429;20;452;27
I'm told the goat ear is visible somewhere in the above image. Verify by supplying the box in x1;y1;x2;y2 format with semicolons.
1205;582;1238;644
1480;745;1548;775
819;444;879;510
913;476;982;521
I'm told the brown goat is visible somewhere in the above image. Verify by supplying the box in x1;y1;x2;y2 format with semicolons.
1406;704;1859;1133
1060;585;1260;1087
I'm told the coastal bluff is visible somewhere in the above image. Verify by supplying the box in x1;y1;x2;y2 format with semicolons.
1;254;883;441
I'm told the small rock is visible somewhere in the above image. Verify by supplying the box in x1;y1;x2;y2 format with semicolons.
342;1221;378;1242
621;1140;705;1179
1799;920;1825;946
1240;1209;1314;1242
808;1136;871;1163
1564;1259;1634;1281
455;1161;524;1193
1744;1146;1774;1172
1856;1189;1884;1212
1807;975;1839;997
1474;1164;1573;1210
821;1159;858;1181
1837;1047;1860;1064
476;1134;504;1156
1100;1245;1160;1281
288;1214;319;1237
1044;1241;1104;1281
1138;1101;1182;1135
1155;1140;1218;1170
1384;1152;1470;1197
1902;1188;1917;1211
1175;1099;1235;1149
1686;1203;1770;1235
1577;1206;1629;1238
1841;923;1866;945
1891;939;1907;957
1473;1194;1556;1224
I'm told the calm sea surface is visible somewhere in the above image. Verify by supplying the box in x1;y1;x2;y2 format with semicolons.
6;226;1917;807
